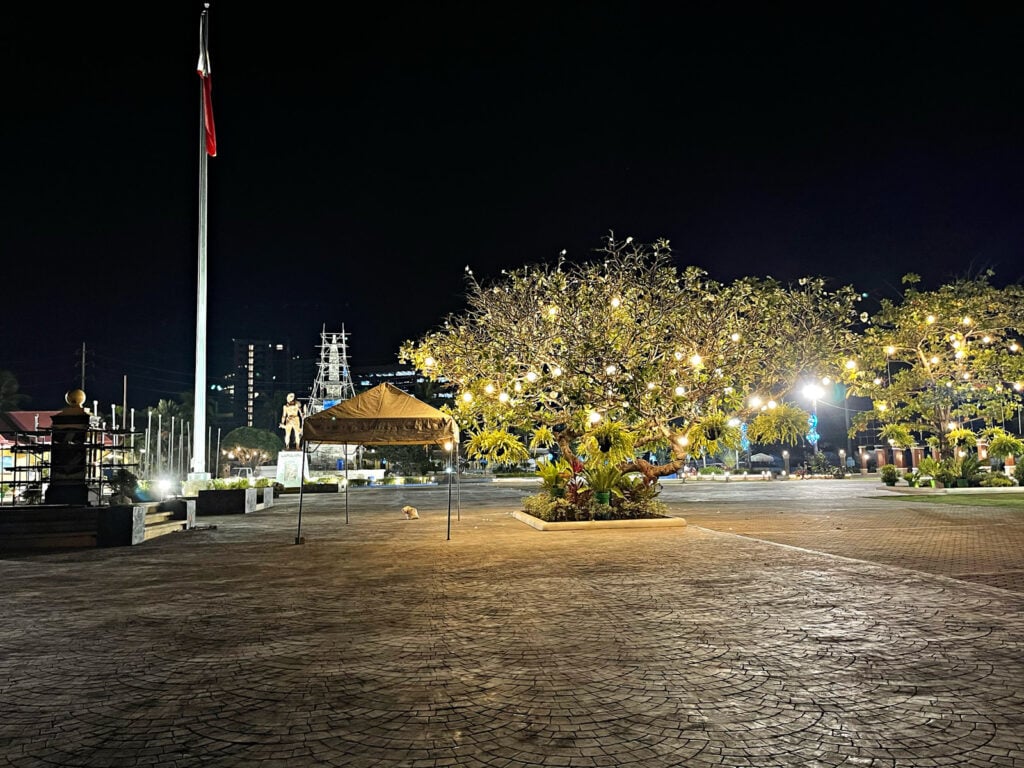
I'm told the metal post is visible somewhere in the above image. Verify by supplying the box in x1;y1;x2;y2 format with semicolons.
295;441;306;544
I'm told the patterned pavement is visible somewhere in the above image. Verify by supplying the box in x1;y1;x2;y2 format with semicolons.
1;479;1023;767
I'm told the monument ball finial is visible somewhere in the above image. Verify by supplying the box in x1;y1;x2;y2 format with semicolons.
66;389;86;407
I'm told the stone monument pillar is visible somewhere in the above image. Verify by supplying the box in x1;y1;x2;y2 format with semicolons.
44;389;91;505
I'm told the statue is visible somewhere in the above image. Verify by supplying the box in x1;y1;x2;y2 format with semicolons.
280;393;305;451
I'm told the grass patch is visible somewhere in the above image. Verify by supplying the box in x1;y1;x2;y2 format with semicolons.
896;494;1024;508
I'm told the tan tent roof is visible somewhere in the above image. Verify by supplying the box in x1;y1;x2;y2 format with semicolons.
301;383;458;446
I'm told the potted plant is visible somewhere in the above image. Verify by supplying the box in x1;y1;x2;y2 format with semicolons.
917;456;942;488
108;468;139;505
879;463;899;486
536;458;572;498
954;453;981;487
583;462;623;506
934;459;957;489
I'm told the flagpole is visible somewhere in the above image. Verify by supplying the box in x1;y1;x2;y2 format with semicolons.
191;5;214;481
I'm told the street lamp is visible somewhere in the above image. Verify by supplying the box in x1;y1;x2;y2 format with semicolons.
802;383;824;455
782;450;790;477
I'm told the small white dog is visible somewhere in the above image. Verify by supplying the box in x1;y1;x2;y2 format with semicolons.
402;505;419;520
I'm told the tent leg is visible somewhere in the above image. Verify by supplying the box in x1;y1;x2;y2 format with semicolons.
446;450;453;541
456;444;461;521
295;442;307;544
345;443;349;524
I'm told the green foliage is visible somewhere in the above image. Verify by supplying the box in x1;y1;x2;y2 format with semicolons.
954;453;982;485
698;465;725;474
979;474;1014;488
880;464;899;485
464;428;530;464
983;428;1024;460
108;468;139;500
210;477;250;490
933;460;958;487
917;456;942;479
808;453;834;475
580;421;636;465
536;458;572;496
1015;463;1024;485
747;402;810;446
583;462;623;493
878;423;915;449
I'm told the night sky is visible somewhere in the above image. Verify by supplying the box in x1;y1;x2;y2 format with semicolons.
3;2;1022;410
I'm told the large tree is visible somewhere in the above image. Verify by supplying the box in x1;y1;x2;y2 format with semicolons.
845;272;1024;457
400;236;860;481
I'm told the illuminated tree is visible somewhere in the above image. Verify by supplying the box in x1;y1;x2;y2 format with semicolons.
221;427;283;470
845;273;1024;458
400;236;860;481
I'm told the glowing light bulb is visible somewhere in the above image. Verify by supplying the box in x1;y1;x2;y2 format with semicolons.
589;411;602;424
605;364;617;375
690;354;702;366
498;392;509;402
424;356;436;368
926;315;935;324
461;392;473;403
886;346;896;356
674;386;686;396
484;384;495;395
730;333;741;342
749;396;762;408
526;371;538;383
610;297;621;308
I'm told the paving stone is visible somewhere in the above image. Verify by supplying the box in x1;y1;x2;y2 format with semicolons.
1;480;1024;766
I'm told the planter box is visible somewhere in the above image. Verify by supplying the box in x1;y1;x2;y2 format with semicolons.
197;487;257;515
512;510;687;531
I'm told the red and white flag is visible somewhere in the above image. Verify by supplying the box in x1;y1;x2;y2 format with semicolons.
196;8;217;157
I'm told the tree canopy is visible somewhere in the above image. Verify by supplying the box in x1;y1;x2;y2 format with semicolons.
221;427;283;470
400;236;861;479
845;273;1024;457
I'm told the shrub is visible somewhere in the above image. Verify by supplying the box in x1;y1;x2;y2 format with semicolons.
979;474;1014;488
698;465;725;475
1014;462;1024;485
880;464;899;485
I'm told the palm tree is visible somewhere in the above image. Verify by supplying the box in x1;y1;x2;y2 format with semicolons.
0;370;28;411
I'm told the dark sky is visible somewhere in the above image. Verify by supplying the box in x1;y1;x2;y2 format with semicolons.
3;2;1023;410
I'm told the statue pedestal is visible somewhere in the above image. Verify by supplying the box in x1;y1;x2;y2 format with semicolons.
276;451;308;488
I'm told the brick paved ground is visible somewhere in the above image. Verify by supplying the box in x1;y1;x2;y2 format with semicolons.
1;480;1023;767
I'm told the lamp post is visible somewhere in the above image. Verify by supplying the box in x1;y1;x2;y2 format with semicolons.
782;450;790;477
803;383;824;455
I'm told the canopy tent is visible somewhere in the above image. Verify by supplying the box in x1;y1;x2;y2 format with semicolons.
296;383;460;542
303;382;458;446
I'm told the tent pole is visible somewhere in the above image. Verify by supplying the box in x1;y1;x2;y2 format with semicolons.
446;442;453;541
295;441;307;544
345;443;349;525
456;442;461;521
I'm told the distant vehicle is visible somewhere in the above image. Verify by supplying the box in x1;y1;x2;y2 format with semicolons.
232;468;255;486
